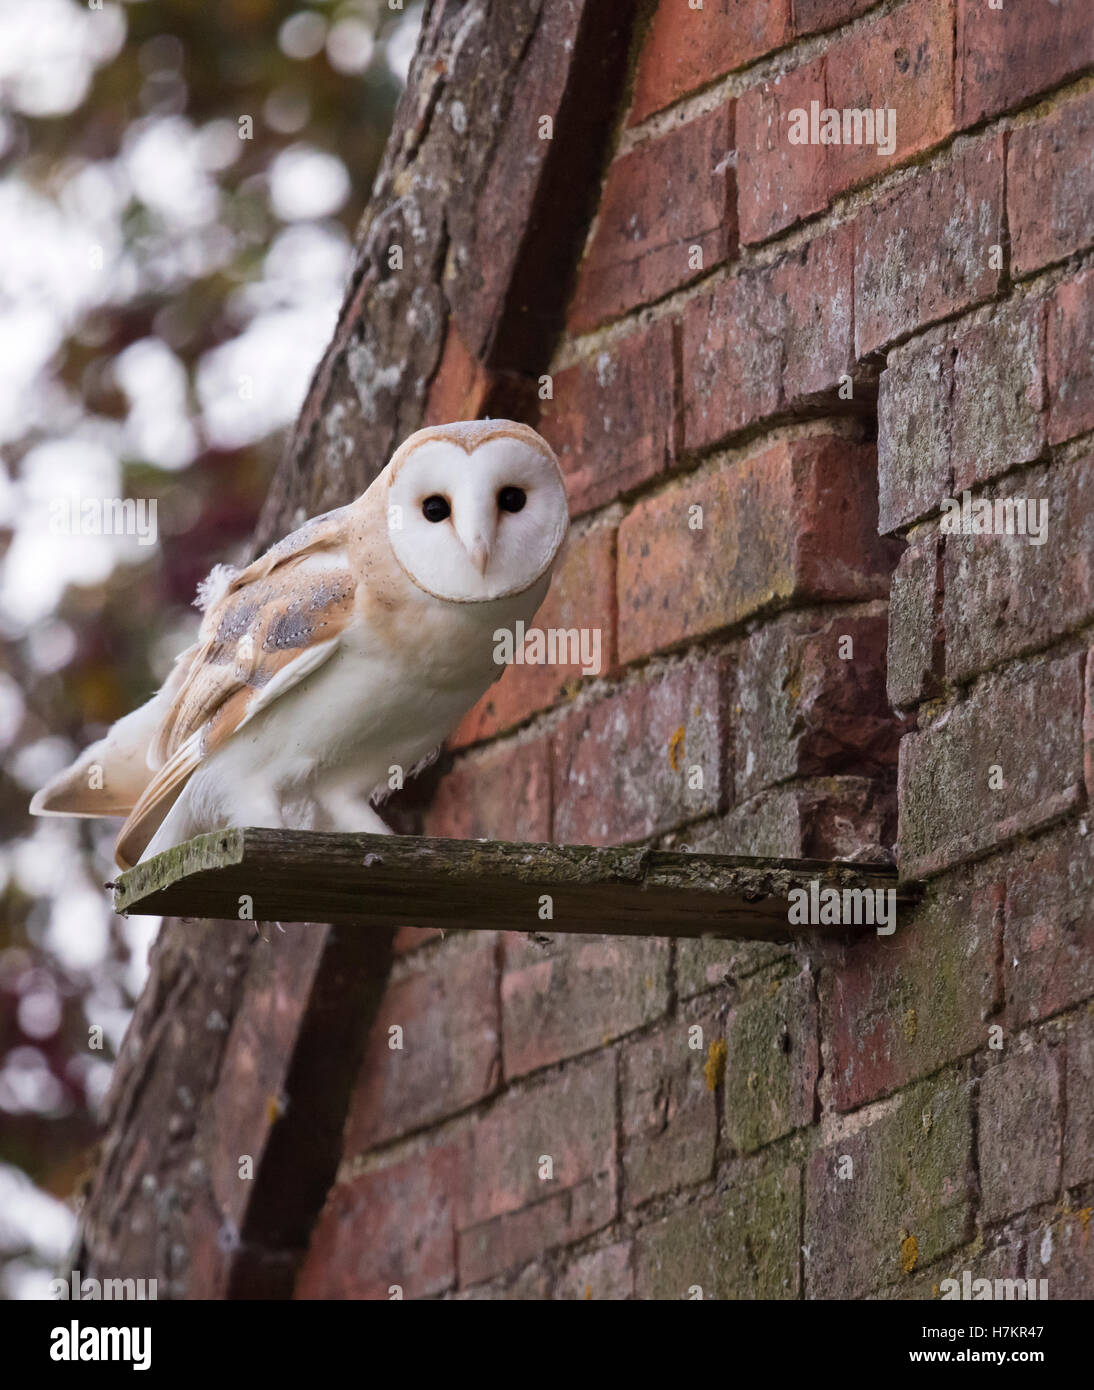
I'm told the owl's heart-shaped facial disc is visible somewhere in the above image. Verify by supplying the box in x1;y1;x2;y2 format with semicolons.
385;422;569;603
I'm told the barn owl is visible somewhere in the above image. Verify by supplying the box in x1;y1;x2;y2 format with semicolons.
29;420;569;869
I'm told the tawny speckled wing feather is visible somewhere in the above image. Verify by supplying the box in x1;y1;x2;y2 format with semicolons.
114;506;359;868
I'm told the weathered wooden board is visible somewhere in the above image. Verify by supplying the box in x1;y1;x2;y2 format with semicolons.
112;828;921;940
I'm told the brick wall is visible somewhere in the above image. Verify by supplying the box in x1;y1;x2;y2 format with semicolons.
295;0;1094;1299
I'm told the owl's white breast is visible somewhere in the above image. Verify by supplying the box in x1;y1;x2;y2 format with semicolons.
200;568;552;807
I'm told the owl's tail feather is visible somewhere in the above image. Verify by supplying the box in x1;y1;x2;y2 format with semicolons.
29;645;198;824
29;693;167;820
133;781;206;869
113;730;204;871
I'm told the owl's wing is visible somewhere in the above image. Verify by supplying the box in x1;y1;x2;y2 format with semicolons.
212;504;352;595
114;507;359;869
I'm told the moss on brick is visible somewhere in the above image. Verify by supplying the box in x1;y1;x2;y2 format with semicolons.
805;1069;975;1298
724;967;818;1153
634;1165;801;1299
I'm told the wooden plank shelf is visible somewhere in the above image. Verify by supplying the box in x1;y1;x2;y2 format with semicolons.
111;829;923;940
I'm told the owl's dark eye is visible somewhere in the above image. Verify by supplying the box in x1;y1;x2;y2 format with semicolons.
498;486;526;514
422;495;450;522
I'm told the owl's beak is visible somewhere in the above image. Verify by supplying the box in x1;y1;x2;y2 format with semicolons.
458;514;496;577
468;539;490;576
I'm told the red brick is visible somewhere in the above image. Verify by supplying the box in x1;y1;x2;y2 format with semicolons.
723;968;818;1151
957;0;1094;128
634;1165;802;1298
821;867;1003;1111
805;1071;973;1298
557;1242;633;1299
620;1008;719;1204
878;339;955;533
793;0;875;32
979;1042;1063;1221
552;654;731;844
1042;1210;1094;1296
1003;824;1094;1028
1008;90;1094;277
825;0;955;197
629;0;792;124
537;318;678;516
910;1216;1090;1300
942;457;1094;684
738;2;954;243
343;934;499;1151
451;1262;550;1300
1087;642;1094;804
775;221;856;401
457;1053;615;1225
1063;1009;1094;1189
424;322;493;425
736;56;828;244
690;775;896;860
568;105;735;332
425;732;552;842
455;1054;616;1282
451;524;617;745
950;298;1047;493
501;932;670;1077
296;1138;465;1299
1003;1210;1094;1299
1047;268;1094;444
855;135;1005;356
617;437;896;662
898;653;1085;880
393;925;443;954
683;223;855;444
887;532;943;711
878;298;1047;533
459;1178;613;1287
682;263;782;443
676;934;789;998
736;607;899;801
